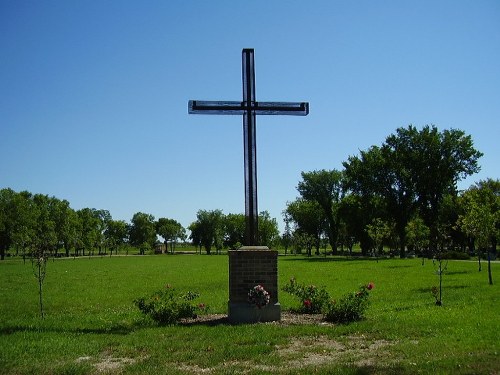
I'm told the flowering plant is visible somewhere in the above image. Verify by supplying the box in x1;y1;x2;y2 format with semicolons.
324;282;375;323
248;284;270;309
282;277;330;314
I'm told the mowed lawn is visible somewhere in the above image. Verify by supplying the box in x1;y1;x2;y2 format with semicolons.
0;254;498;374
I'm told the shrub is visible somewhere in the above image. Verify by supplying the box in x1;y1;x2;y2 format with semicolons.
282;277;330;314
134;284;205;325
323;282;374;323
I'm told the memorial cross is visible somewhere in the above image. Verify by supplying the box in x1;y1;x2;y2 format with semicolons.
188;48;309;246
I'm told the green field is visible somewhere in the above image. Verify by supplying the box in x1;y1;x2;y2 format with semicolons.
1;254;498;374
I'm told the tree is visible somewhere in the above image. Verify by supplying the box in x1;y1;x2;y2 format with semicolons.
76;208;101;256
223;213;245;249
285;199;326;256
129;212;156;254
366;218;392;260
257;211;280;248
156;218;185;254
297;169;344;254
457;179;499;284
189;210;224;255
105;219;129;255
405;216;430;264
344;125;482;257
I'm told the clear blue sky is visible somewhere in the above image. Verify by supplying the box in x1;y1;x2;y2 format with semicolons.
1;1;499;231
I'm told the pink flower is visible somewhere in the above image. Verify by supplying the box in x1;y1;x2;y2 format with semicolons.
367;282;375;290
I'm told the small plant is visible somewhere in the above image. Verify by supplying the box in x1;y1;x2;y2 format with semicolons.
134;284;206;325
248;284;270;309
324;282;375;323
432;257;448;306
282;277;330;314
31;249;48;319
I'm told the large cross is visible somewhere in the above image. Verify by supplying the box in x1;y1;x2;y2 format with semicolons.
188;48;309;246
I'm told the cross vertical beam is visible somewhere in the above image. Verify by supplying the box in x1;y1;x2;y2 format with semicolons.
242;49;258;245
188;48;309;247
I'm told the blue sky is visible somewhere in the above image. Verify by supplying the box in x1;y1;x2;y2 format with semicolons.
1;1;499;231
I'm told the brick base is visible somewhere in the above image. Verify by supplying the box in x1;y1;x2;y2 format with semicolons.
228;247;281;323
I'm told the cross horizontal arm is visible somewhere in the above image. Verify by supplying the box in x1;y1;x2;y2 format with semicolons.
188;100;309;116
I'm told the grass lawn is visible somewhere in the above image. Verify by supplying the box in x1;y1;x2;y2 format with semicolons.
0;254;498;374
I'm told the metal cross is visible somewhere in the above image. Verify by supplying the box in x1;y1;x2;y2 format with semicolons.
188;48;309;246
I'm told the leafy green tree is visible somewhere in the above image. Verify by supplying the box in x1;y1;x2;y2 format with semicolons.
297;169;344;254
366;218;392;259
189;210;224;254
405;216;430;264
32;194;58;255
156;218;185;254
257;211;280;248
105;219;129;255
76;208;101;256
129;212;157;254
285;199;326;255
344;125;482;257
457;179;499;284
223;213;245;249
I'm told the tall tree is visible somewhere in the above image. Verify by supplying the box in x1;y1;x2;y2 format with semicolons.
297;169;344;254
129;212;156;254
457;179;499;284
156;218;185;253
105;219;129;255
258;211;280;248
285;199;327;255
189;210;224;255
344;125;482;257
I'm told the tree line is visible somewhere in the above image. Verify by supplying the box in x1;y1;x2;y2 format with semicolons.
0;188;280;259
284;125;498;259
1;125;498;260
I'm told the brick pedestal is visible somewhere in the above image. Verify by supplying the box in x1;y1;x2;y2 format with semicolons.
228;246;281;323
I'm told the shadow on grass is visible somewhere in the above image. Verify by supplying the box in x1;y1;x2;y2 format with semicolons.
0;322;139;336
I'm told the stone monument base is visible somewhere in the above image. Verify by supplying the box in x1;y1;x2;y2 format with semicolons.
228;247;281;323
228;302;281;323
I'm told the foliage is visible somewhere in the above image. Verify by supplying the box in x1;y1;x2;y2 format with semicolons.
247;284;270;309
323;282;374;323
188;209;225;254
297;169;345;253
343;125;482;257
366;218;393;257
282;277;330;314
134;284;204;325
284;199;326;255
156;217;185;253
129;212;157;253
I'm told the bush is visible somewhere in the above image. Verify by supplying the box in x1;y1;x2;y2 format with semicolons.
134;284;205;325
323;282;374;323
282;277;330;314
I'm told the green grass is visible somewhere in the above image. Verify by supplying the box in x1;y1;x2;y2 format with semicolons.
0;254;498;374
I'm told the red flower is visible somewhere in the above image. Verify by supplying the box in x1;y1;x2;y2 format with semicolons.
367;282;375;290
303;299;312;308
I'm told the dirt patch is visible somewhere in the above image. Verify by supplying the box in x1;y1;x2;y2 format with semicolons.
76;354;140;373
174;334;396;374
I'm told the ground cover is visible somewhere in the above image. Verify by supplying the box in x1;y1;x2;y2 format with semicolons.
0;254;498;374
